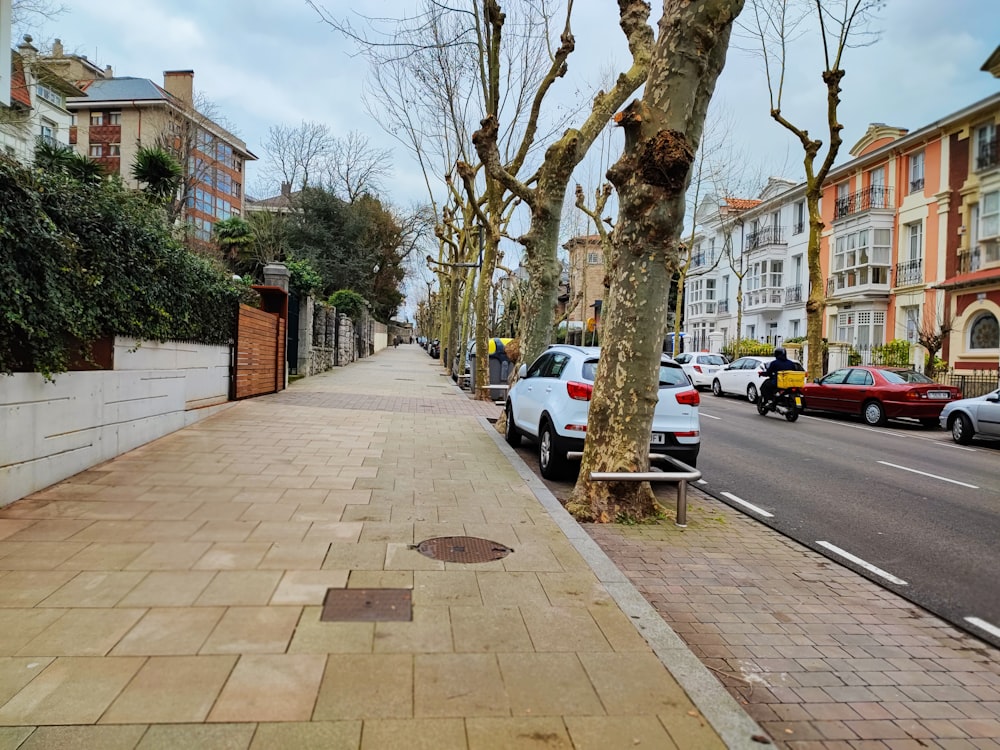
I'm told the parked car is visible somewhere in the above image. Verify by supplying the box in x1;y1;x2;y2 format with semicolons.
504;345;700;479
428;339;440;359
674;352;728;390
711;355;803;403
801;366;961;427
938;388;1000;444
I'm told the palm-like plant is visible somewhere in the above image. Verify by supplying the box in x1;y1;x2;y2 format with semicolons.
132;146;182;202
213;216;254;262
66;152;105;184
33;139;76;173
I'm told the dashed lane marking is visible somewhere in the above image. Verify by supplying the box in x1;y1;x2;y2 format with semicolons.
815;541;908;586
720;491;774;518
877;460;980;489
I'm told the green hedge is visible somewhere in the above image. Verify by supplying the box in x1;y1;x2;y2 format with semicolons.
1;156;250;378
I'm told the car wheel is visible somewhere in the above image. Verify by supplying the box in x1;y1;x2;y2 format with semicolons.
919;418;939;429
504;402;521;447
746;383;758;403
862;400;887;427
711;379;723;397
950;413;974;445
538;419;568;480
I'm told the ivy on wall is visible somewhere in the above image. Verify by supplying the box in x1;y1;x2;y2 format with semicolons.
1;156;251;378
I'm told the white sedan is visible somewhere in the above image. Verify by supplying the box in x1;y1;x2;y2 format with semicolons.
674;352;728;390
710;355;802;403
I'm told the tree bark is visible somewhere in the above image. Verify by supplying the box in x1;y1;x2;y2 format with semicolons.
567;0;744;523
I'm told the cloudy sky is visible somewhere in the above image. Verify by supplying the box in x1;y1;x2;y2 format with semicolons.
22;1;1000;311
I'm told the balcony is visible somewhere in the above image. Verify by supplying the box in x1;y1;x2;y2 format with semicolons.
894;258;924;287
717;299;729;314
793;221;805;235
689;251;717;269
745;225;786;251
826;267;891;300
958;242;1000;273
785;284;803;304
834;186;893;220
976;138;998;172
745;286;784;311
909;178;924;193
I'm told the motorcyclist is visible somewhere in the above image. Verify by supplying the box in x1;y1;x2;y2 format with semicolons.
759;347;799;409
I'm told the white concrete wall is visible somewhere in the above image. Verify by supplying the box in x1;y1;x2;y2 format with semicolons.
0;338;231;507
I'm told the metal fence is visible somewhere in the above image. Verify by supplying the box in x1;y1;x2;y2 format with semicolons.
933;369;999;398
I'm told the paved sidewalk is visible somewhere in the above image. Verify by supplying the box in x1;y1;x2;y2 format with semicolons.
0;345;760;749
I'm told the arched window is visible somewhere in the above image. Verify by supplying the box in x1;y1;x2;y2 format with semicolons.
968;312;999;349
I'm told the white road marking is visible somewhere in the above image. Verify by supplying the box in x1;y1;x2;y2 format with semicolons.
965;617;1000;640
799;414;977;451
697;479;708;485
877;461;980;489
699;412;722;420
815;541;908;585
720;492;774;518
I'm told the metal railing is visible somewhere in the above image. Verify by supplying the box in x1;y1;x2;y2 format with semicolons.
717;299;729;314
934;369;999;398
834;185;893;219
894;258;924;286
977;138;998;172
745;225;786;250
581;454;701;528
909;178;924;193
793;221;805;235
745;287;784;308
785;284;803;304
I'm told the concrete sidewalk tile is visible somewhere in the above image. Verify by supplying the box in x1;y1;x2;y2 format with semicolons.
322;542;387;570
187;503;254;522
314;654;412;720
414;653;509;718
287;607;374;654
246;521;311;543
347;570;413;589
450;606;532;653
0;520;36;540
293;504;348;522
0;570;78;606
386;543;441;571
498;652;604;716
187;521;259;542
200;606;300;654
359;718;465;750
304;521;363;543
17;608;146;656
193;542;272;570
466;717;571;749
0;657;53;705
588;603;654;652
118;571;216;607
373;606;453;654
476;571;549;607
102;654;236;723
58;542;150;571
359;523;414;544
195;571;283;606
519;606;612;653
18;725;148;750
125;542;213;570
257;542;330;570
341;505;391;523
39;571;146;608
412;571;482;607
251;721;362;750
209;653;325;722
271;570;349;605
536;571;613;608
0;656;144;725
564;715;681;749
579;652;692;715
0;542;88;570
0;610;67;656
4;519;93;541
111;607;225;656
136;723;256;750
65;520;149;542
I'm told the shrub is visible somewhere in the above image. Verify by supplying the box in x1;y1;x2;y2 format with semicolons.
328;289;367;319
721;338;773;359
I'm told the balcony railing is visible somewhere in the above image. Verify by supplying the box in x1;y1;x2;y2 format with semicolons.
827;267;892;297
793;221;805;235
894;258;924;286
690;251;717;269
717;299;729;314
909;178;924;193
745;225;786;251
958;242;999;273
834;185;893;220
785;284;803;304
976;138;998;172
745;287;784;309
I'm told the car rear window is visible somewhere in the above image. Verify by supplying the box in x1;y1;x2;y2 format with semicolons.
580;359;688;388
696;355;726;366
881;370;933;384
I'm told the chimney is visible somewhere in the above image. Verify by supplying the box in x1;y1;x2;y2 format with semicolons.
17;34;38;61
104;65;113;78
163;70;194;106
52;38;63;57
280;181;292;198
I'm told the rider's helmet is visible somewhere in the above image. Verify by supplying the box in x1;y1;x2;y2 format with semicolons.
773;347;787;359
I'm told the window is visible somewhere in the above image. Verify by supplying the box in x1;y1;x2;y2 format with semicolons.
790;319;800;338
846;369;874;386
39;120;57;145
108;144;121;156
901;305;920;343
769;260;783;288
831;228;891;291
869;166;885;190
36;82;64;108
109;111;121;125
837;310;885;346
686;278;715;316
968;312;999;349
909;151;925;193
586;251;601;265
89;145;102;157
793;201;805;234
906;221;923;260
981;190;999;240
975;122;997;171
90;113;103;126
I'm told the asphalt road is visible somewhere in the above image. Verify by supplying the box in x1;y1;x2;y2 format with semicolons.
509;393;1000;649
696;391;1000;649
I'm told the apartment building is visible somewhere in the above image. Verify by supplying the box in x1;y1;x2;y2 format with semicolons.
1;36;84;162
39;40;255;248
562;234;606;343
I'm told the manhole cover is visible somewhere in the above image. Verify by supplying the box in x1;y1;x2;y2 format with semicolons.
320;588;412;622
414;536;514;563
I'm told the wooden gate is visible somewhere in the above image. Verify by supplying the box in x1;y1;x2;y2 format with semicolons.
232;286;288;400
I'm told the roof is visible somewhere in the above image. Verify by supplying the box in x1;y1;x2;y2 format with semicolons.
69;76;172;104
724;198;763;210
246;191;301;211
9;54;31;109
936;266;1000;290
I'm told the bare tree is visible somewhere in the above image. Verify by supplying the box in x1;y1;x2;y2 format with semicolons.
918;308;952;378
328;130;393;201
260;120;334;192
11;0;65;31
567;0;745;522
741;0;883;377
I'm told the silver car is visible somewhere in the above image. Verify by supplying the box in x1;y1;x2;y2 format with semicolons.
938;388;1000;444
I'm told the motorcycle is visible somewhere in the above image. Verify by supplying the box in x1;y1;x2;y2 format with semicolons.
756;370;805;422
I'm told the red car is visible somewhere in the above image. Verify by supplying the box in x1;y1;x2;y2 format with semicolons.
801;366;962;427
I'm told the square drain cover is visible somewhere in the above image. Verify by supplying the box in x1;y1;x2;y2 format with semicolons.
320;588;412;622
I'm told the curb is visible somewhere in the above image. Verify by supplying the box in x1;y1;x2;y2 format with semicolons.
480;417;769;750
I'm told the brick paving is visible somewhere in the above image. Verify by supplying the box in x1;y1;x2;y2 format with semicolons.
584;492;1000;749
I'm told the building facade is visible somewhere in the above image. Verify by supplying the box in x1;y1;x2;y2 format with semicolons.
562;235;606;344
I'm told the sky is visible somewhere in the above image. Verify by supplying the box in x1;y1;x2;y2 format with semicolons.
22;0;1000;316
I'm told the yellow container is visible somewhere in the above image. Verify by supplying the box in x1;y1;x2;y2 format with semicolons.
777;370;806;389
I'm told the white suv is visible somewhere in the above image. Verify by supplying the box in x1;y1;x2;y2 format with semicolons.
504;345;701;479
673;352;728;390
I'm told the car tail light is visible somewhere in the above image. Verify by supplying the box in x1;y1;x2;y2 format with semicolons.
693;365;703;373
566;381;593;401
674;431;700;438
674;390;700;406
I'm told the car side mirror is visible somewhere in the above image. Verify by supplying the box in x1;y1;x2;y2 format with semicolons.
987;393;1000;403
518;364;527;378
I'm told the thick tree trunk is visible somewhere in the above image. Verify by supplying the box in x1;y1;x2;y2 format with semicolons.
805;189;825;378
567;0;744;523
